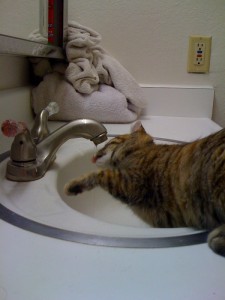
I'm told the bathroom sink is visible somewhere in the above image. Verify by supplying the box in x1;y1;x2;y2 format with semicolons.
58;138;183;228
57;140;152;228
0;135;208;248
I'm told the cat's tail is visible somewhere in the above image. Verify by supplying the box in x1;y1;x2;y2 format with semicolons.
207;225;225;257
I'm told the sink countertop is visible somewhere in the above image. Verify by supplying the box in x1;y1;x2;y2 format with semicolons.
1;116;225;300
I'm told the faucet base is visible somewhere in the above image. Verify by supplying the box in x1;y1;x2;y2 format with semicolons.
6;160;44;182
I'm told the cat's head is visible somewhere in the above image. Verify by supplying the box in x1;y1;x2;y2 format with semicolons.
92;121;153;168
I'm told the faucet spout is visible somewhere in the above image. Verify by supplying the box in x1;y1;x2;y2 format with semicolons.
6;119;107;182
38;119;107;160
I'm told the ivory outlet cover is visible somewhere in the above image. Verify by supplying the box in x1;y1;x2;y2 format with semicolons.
187;36;212;73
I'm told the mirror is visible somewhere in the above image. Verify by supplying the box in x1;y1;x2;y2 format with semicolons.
0;1;40;42
0;0;67;59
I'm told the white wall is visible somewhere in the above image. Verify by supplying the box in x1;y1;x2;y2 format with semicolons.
68;0;225;127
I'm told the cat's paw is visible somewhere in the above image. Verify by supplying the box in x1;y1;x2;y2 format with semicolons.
207;225;225;257
64;180;85;195
64;173;97;196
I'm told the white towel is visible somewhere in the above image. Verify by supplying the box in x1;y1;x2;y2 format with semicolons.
31;72;137;123
30;21;146;122
65;21;145;114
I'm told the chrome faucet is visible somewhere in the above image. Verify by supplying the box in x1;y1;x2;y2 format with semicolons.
6;106;107;181
30;102;59;144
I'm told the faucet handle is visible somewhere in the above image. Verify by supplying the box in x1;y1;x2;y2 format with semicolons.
10;129;37;162
31;102;59;143
1;120;27;137
45;102;59;116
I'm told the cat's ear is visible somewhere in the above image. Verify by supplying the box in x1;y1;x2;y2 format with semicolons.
131;121;146;133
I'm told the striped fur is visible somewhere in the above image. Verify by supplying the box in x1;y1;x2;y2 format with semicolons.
64;122;225;257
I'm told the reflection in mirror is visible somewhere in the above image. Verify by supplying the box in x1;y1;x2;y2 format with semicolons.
0;1;40;43
0;0;67;46
0;34;65;59
0;0;67;59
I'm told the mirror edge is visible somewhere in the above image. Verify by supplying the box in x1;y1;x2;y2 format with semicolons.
0;34;65;60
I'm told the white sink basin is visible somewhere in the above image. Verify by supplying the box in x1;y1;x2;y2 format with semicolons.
1;117;220;247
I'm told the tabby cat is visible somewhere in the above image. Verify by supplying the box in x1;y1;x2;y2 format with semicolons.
64;121;225;257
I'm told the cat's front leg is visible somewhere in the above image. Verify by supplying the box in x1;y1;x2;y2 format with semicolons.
64;172;98;195
64;169;127;199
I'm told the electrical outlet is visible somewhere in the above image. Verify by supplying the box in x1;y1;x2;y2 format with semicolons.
194;42;205;65
187;36;212;73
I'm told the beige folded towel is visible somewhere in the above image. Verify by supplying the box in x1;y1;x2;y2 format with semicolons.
65;21;145;114
30;21;146;122
31;72;137;123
